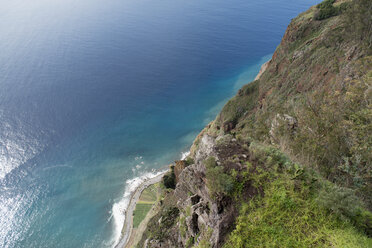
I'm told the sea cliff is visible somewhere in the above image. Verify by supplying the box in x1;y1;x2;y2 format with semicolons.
134;0;372;247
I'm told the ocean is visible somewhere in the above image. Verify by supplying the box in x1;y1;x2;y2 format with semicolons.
0;0;319;247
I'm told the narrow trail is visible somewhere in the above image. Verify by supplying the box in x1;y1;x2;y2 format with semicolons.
115;172;165;248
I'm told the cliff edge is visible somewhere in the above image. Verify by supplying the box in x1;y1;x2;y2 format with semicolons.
136;1;372;247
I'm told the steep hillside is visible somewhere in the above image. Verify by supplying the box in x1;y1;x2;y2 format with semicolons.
137;0;372;247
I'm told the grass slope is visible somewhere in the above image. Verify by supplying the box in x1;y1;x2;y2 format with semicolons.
222;143;372;247
133;184;159;228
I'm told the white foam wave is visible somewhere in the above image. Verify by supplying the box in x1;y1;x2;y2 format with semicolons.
111;150;192;247
181;151;190;160
111;170;164;247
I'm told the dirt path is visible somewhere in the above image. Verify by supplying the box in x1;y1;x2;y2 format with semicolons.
115;172;165;248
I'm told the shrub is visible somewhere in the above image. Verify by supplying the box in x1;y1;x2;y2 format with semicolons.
317;182;361;218
204;157;234;197
317;0;335;9
185;157;194;166
317;182;372;235
249;142;293;170
163;166;176;189
314;0;344;20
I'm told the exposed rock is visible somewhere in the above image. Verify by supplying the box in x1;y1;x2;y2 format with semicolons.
270;113;298;143
194;134;217;165
140;2;372;247
292;49;304;60
174;160;187;183
171;136;250;247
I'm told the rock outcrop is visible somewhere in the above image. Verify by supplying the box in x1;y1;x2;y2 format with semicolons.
140;133;258;248
138;1;372;247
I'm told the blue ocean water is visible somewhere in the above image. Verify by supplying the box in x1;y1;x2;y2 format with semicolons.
0;0;320;247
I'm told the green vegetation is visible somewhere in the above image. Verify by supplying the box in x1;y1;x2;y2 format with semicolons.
136;187;180;247
224;175;372;247
224;144;372;247
314;0;348;20
217;80;260;133
215;0;371;209
283;64;372;206
192;227;213;248
204;157;234;197
315;0;338;20
132;184;159;228
179;216;187;237
140;1;372;246
344;0;372;48
186;237;194;248
163;166;176;189
146;206;179;240
317;182;372;236
133;203;153;228
139;184;158;202
185;157;195;166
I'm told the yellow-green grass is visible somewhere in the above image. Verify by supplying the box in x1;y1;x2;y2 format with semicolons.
133;203;153;228
139;184;158;202
133;184;160;228
224;174;372;248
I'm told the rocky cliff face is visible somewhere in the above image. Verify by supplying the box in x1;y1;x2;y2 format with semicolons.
174;135;243;247
210;0;371;204
141;133;257;248
138;1;372;247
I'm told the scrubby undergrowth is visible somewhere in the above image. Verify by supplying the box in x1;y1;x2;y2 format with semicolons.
139;0;372;247
213;0;372;208
224;143;372;248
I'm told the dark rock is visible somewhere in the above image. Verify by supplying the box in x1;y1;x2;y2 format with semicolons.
190;194;201;205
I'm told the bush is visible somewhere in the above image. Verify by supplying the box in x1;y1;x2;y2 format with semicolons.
249;142;293;170
317;182;372;236
204;157;234;197
163;166;176;189
185;157;194;166
314;0;342;20
317;182;361;218
317;0;335;9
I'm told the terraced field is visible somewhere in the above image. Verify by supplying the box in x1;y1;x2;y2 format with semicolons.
132;184;159;228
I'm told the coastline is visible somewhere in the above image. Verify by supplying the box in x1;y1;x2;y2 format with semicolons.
254;59;271;81
115;171;166;248
113;59;270;248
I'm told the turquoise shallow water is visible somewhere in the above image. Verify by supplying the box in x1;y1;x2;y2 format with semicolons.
0;0;319;247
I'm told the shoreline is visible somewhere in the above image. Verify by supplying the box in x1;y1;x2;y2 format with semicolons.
114;59;271;248
115;171;167;248
254;59;271;81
